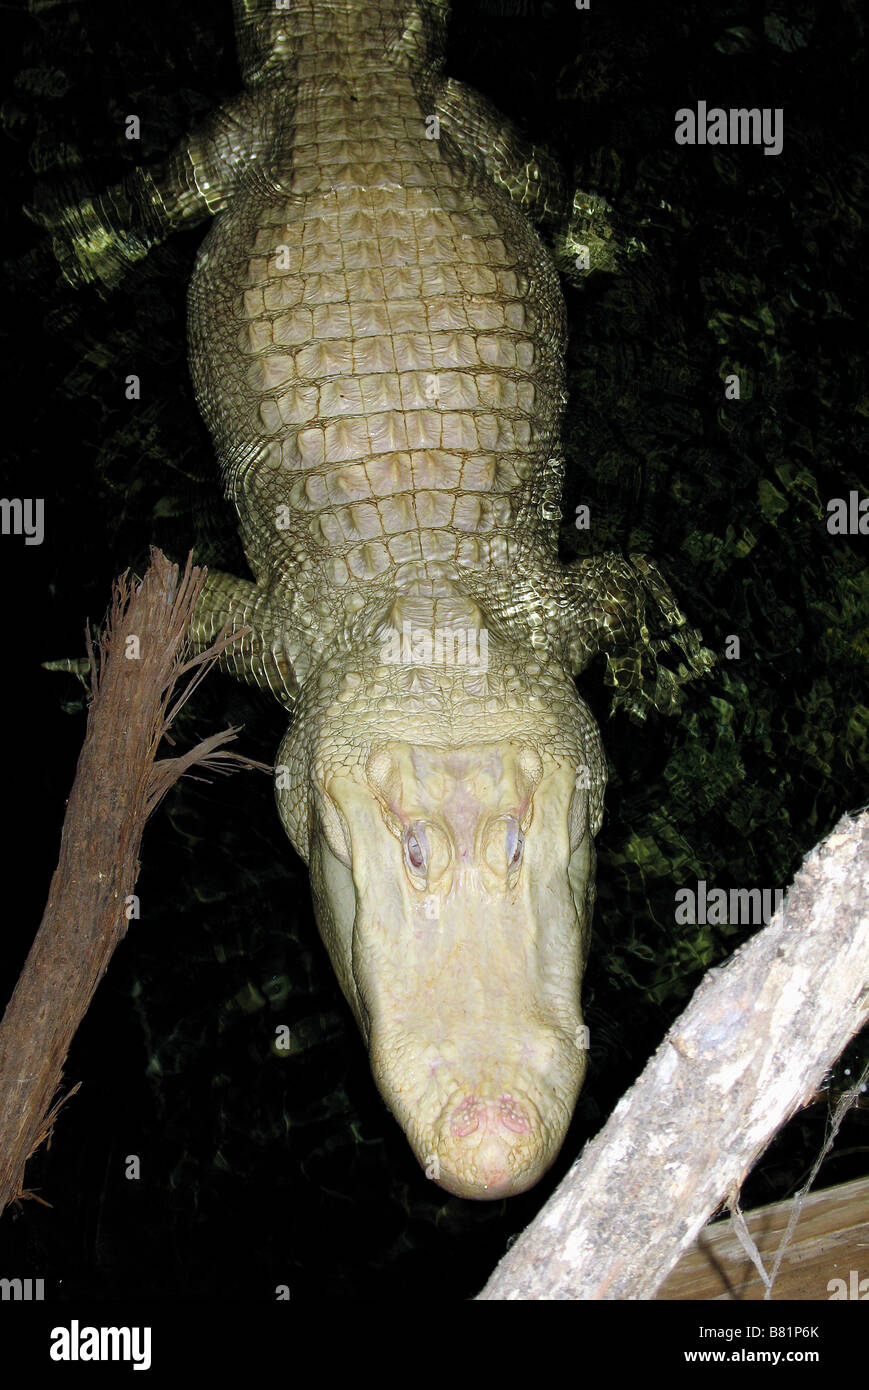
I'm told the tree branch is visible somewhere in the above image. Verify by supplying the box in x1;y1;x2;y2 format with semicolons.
0;550;270;1216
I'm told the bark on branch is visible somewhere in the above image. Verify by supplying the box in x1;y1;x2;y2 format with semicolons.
0;549;270;1216
478;810;869;1300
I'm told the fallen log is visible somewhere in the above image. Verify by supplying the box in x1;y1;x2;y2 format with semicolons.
478;810;869;1300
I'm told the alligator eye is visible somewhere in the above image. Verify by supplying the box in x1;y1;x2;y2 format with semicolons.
404;825;429;875
506;818;524;869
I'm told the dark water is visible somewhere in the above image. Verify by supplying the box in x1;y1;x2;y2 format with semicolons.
0;0;866;1302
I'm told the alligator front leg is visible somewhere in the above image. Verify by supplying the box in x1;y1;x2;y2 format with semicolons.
45;567;300;708
558;554;716;720
188;570;299;707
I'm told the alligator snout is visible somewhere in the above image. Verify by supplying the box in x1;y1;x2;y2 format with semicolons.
370;1022;584;1200
429;1091;546;1200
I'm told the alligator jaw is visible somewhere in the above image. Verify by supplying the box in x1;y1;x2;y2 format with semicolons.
363;871;589;1200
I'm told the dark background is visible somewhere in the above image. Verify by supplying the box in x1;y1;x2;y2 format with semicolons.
0;0;866;1301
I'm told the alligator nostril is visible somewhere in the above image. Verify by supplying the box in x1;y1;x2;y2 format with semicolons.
450;1096;484;1138
498;1094;531;1134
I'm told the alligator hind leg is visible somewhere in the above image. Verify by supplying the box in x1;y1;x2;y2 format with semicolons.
433;78;626;281
29;87;267;293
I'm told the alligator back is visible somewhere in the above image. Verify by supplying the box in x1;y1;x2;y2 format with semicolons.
188;63;566;651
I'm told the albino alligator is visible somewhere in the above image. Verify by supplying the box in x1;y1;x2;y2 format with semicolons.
43;0;713;1198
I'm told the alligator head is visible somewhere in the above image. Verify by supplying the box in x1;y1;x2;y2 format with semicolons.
276;639;605;1199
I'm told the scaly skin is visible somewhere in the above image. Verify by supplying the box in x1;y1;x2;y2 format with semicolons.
43;0;714;1198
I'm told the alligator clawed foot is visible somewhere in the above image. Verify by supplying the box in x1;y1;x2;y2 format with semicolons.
26;180;154;293
604;555;716;721
42;654;93;714
554;187;648;288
